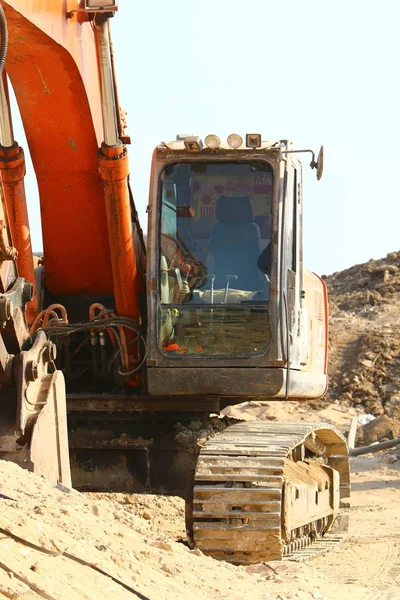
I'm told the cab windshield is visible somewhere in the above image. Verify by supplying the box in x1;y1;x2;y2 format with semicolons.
159;161;273;357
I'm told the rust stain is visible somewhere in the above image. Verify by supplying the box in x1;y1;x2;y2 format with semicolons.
68;137;78;151
35;66;51;95
148;276;157;294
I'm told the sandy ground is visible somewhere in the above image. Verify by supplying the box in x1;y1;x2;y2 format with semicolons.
312;455;400;600
1;399;399;600
310;454;400;600
88;454;400;600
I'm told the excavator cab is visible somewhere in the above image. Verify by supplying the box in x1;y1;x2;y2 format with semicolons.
146;135;328;402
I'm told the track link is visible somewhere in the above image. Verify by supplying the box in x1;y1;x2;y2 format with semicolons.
188;421;350;564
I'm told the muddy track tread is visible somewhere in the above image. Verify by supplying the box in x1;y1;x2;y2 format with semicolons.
284;531;347;562
191;421;349;564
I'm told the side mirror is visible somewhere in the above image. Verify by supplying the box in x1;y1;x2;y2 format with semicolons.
310;145;324;180
284;146;324;179
316;145;324;180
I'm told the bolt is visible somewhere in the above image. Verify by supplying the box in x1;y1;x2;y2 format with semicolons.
26;360;39;382
22;283;34;304
0;297;12;322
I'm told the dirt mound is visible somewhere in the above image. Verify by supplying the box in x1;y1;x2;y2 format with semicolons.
323;250;400;419
323;251;400;316
356;414;400;446
0;460;363;600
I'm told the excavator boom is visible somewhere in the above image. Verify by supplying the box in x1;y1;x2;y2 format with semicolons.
3;0;113;295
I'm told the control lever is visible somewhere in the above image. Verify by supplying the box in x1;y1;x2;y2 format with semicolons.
224;274;238;304
176;264;191;303
210;274;215;305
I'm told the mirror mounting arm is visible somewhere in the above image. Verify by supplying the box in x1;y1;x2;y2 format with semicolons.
282;146;324;180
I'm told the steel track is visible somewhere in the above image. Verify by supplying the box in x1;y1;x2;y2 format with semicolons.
189;421;350;564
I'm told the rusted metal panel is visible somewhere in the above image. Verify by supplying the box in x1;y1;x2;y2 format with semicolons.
147;365;327;399
148;353;276;369
66;393;220;413
147;366;285;397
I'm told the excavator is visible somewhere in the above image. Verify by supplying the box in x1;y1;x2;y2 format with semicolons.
0;0;349;564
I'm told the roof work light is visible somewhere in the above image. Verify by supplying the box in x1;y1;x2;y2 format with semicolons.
246;133;262;148
184;136;203;152
227;134;243;149
84;0;118;11
205;134;221;149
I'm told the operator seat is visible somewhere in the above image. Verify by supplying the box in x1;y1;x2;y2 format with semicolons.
208;196;262;291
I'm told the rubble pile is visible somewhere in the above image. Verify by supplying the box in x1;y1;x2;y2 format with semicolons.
328;327;400;417
356;414;400;446
323;251;400;418
324;251;400;316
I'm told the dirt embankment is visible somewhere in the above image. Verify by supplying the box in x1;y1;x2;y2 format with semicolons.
323;251;400;424
1;453;400;600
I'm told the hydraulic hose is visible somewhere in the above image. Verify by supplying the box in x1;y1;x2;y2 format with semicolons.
0;5;8;74
349;437;400;457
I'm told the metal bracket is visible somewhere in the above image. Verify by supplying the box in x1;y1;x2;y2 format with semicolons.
0;277;33;354
14;330;57;439
0;220;17;261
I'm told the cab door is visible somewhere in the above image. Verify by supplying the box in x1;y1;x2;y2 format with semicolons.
284;163;302;370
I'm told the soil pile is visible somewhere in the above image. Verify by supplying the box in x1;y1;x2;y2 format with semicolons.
324;251;400;315
0;460;371;600
2;445;400;600
323;250;400;419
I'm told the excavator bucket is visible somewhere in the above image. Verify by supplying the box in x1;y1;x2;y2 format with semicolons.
29;371;71;488
0;370;71;488
0;332;71;489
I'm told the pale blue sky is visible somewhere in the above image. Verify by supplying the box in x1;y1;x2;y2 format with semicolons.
14;0;400;275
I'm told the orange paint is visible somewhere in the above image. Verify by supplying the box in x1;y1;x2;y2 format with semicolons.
2;2;145;385
98;143;141;321
98;144;144;384
3;1;113;295
0;143;38;323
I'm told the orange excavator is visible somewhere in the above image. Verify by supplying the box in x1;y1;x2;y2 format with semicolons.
0;0;349;563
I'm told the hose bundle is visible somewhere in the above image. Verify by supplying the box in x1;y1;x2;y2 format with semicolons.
43;315;147;377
